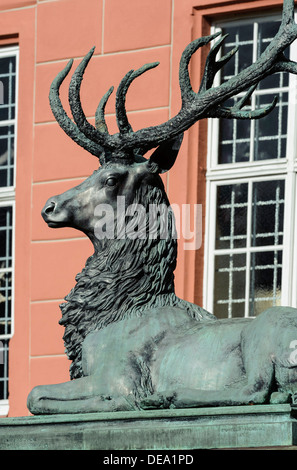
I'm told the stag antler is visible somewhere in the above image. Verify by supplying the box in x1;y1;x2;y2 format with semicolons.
49;0;297;164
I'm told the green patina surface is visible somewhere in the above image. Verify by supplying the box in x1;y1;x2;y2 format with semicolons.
1;405;297;450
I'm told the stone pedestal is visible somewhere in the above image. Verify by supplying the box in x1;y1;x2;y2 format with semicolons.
0;404;296;450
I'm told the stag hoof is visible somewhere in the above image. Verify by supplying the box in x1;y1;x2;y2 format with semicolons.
140;391;176;410
27;385;47;415
269;391;291;404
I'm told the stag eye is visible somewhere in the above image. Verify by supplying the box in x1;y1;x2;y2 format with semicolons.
105;176;118;187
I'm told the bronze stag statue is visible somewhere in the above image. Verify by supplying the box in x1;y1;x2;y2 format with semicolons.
28;0;297;414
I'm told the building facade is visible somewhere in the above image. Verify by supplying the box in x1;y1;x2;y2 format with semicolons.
0;0;295;417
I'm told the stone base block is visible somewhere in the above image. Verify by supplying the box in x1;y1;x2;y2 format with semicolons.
0;404;297;450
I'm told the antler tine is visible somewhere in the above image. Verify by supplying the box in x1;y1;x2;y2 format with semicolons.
282;0;296;26
209;83;278;120
179;33;221;104
273;53;297;73
115;62;159;135
115;69;134;135
95;86;114;133
68;47;115;150
49;59;104;159
199;34;239;93
212;94;278;120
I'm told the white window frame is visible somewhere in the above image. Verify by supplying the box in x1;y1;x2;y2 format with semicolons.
0;45;19;417
203;12;297;317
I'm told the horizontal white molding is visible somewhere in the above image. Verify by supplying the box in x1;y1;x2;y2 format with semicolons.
206;159;289;181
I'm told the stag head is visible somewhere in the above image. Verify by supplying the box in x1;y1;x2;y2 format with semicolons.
41;140;181;245
42;0;297;242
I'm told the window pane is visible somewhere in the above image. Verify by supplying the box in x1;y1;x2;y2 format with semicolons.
0;339;9;399
0;74;15;121
214;253;246;318
249;250;282;316
257;21;289;89
0;205;13;338
0;206;13;269
0;56;16;75
216;183;248;249
0;54;16;189
0;271;12;336
219;97;251;164
251;180;284;247
217;19;288;165
0;56;16;121
213;180;284;318
0;125;15;188
253;93;288;161
221;24;254;81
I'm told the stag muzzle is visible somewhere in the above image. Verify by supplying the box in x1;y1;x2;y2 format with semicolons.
42;196;71;228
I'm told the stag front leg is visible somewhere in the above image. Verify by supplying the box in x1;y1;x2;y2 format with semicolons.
27;376;136;415
140;385;270;409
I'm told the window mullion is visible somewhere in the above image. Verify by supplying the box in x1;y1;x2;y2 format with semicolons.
249;21;259;163
282;172;296;305
291;173;297;307
244;181;252;317
203;180;217;313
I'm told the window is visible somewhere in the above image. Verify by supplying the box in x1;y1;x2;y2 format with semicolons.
204;14;297;319
0;46;18;414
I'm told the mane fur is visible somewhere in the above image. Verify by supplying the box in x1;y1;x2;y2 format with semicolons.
59;183;214;379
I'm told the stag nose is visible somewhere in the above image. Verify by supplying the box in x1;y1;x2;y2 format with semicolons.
42;200;56;221
44;200;56;215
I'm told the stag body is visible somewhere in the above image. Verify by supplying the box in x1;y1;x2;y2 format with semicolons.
28;0;297;414
28;160;297;413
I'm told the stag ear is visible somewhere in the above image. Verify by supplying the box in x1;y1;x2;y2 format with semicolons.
148;133;183;174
